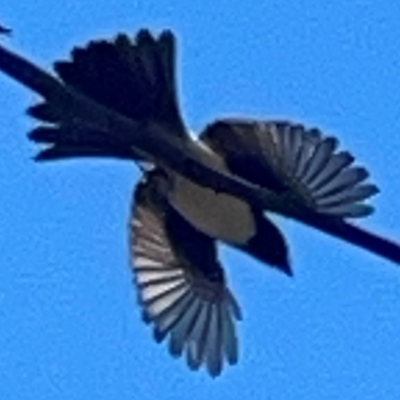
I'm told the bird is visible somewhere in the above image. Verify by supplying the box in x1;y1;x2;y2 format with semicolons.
6;30;378;376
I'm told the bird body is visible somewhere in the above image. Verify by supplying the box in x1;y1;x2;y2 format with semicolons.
168;139;256;245
0;29;379;376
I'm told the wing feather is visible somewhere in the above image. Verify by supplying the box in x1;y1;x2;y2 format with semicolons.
130;171;241;377
201;119;378;218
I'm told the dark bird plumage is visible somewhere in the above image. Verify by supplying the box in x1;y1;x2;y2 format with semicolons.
2;29;379;376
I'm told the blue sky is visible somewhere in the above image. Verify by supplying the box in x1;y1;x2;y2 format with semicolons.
1;1;400;399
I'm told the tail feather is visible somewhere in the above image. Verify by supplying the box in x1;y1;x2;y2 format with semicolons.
52;30;183;127
29;126;143;161
30;30;186;161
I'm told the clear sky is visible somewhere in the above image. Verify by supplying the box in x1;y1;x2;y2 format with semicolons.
1;1;400;399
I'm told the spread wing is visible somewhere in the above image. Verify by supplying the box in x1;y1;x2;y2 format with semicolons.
130;171;242;377
200;119;378;218
28;29;186;161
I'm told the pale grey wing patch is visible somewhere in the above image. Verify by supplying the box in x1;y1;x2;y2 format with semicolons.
292;128;321;180
200;118;377;218
208;118;378;218
301;137;338;185
255;121;378;218
130;185;242;377
280;123;304;174
307;151;354;192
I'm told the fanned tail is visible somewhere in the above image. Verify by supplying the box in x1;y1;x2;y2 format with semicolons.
27;30;186;161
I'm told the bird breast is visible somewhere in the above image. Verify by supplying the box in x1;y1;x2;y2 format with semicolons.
168;140;256;244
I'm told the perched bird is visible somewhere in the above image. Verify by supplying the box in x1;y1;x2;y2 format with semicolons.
5;30;378;376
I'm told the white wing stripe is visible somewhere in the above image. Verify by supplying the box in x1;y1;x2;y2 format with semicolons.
141;279;186;303
136;268;183;285
153;291;195;334
135;256;162;268
142;282;188;317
